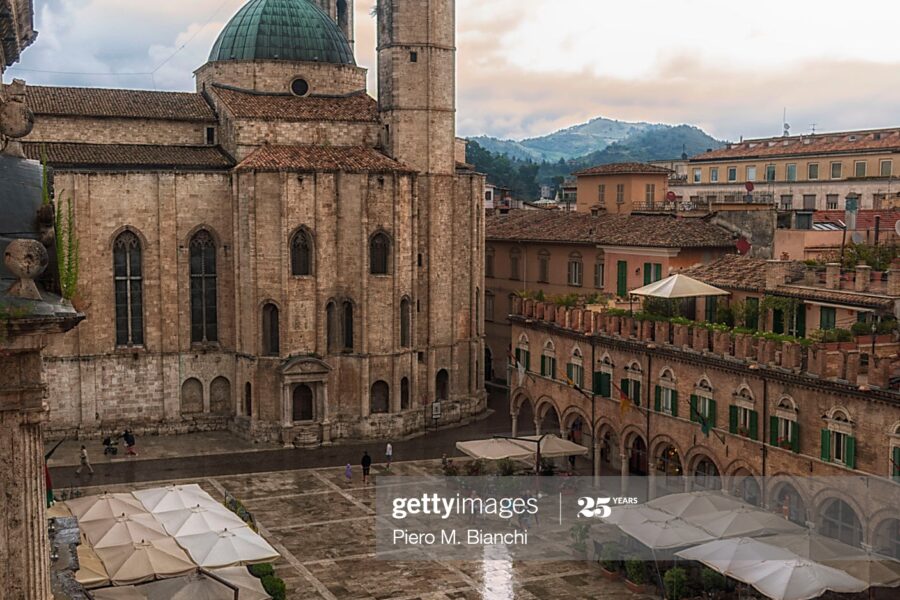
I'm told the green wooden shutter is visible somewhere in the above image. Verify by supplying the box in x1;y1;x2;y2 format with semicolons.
550;358;556;379
893;447;900;481
791;423;800;454
525;351;531;372
644;263;653;285
601;373;611;398
593;372;602;395
709;399;717;428
515;348;521;365
633;381;642;407
846;437;857;470
654;263;663;282
770;416;779;447
621;379;629;400
690;395;699;423
540;355;547;376
821;429;831;462
654;386;662;412
671;391;678;418
566;363;574;382
617;261;628;297
729;405;739;434
749;410;759;441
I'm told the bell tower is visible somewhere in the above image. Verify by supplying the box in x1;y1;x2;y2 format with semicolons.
314;0;355;52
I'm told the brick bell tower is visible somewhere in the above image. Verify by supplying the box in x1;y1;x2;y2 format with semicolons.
314;0;355;52
378;0;480;408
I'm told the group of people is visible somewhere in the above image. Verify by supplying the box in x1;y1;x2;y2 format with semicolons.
345;442;393;485
75;429;138;477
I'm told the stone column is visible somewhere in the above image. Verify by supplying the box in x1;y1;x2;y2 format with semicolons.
620;455;630;495
534;417;541;436
648;461;658;500
593;444;602;481
511;412;519;438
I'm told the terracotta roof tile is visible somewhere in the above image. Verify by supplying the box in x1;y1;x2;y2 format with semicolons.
23;85;216;122
486;210;735;249
236;145;415;173
815;209;900;231
682;254;769;291
694;129;900;162
211;85;377;122
773;286;895;311
573;162;672;177
23;142;234;170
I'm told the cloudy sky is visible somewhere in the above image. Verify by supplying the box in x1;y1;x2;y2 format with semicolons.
9;0;900;141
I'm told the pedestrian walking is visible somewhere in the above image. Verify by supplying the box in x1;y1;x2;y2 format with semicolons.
361;451;372;485
75;445;93;476
385;442;393;470
122;429;138;456
344;463;353;483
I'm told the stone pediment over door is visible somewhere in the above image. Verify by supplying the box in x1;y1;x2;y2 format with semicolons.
281;356;332;379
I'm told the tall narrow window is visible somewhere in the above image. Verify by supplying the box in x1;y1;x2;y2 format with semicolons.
436;369;449;401
537;250;550;283
400;377;410;410
291;229;313;276
485;247;495;278
114;231;144;346
262;303;280;356
189;230;218;343
370;232;391;275
568;252;583;286
343;301;354;351
400;297;411;347
326;301;338;353
509;248;521;280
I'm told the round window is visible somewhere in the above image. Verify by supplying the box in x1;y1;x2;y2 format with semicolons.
290;78;310;97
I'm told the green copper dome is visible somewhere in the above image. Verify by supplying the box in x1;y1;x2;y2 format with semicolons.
209;0;355;65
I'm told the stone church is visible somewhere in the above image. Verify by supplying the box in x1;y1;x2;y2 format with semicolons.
22;0;486;444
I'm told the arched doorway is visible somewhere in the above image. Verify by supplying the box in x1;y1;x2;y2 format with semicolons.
370;381;390;414
181;378;203;415
567;416;585;445
655;444;683;495
873;519;900;560
692;456;720;491
484;347;494;382
820;498;863;548
772;482;807;526
731;469;761;506
539;402;561;435
292;384;314;422
210;376;231;415
599;428;620;472
516;397;536;435
628;435;648;476
436;369;449;401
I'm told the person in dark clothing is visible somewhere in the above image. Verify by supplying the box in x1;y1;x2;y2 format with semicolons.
122;429;137;456
361;451;372;485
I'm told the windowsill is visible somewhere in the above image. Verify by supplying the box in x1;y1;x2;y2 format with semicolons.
291;274;314;279
114;345;147;354
191;342;221;352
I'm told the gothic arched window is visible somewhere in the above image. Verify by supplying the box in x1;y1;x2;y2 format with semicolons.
370;232;391;275
326;301;338;353
343;301;354;351
189;230;218;343
291;228;313;276
113;231;144;347
262;303;280;356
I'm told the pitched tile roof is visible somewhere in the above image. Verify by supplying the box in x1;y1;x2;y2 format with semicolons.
236;145;415;173
23;85;216;122
485;210;735;249
773;286;895;311
23;142;234;170
682;254;769;291
693;129;900;162
210;85;377;122
814;209;900;232
573;162;672;177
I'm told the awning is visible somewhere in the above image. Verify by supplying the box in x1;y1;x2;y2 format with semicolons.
630;274;730;299
455;435;588;461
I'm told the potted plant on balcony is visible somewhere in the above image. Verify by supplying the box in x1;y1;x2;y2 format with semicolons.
737;425;750;438
625;557;650;594
599;543;623;580
777;437;794;450
664;567;688;600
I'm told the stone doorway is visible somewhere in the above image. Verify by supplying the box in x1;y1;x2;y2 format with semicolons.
280;357;333;446
292;384;315;421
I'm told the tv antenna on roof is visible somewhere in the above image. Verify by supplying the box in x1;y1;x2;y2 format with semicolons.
810;124;817;134
782;108;791;137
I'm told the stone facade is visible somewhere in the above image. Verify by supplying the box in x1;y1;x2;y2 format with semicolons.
25;0;485;445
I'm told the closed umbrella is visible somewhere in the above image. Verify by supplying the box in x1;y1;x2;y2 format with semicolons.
647;491;749;519
731;558;868;600
90;587;148;600
620;518;715;550
175;528;280;568
210;567;272;600
75;544;110;589
67;493;147;523
157;506;248;537
689;507;804;538
134;484;220;513
81;513;168;549
676;538;798;573
95;538;196;585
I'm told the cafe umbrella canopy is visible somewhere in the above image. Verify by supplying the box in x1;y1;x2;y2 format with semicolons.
629;273;731;300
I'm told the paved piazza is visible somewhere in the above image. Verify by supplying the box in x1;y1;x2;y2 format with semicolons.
73;459;650;600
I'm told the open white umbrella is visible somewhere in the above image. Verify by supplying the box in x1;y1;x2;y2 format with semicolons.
688;507;804;539
629;274;730;299
620;518;715;550
731;558;868;600
157;506;248;537
75;544;110;589
210;567;272;600
604;505;675;526
175;528;280;568
647;491;749;519
90;587;148;600
676;537;799;573
134;484;220;513
80;513;168;549
456;438;532;461
138;570;264;600
95;538;196;585
510;435;589;458
66;492;147;523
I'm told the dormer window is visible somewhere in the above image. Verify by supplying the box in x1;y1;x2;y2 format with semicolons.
205;127;216;146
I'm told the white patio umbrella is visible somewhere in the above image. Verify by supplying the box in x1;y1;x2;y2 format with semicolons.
688;507;804;539
95;538;196;585
75;544;110;589
629;274;730;299
209;567;272;600
80;513;168;549
620;518;716;550
647;491;749;519
511;435;589;458
138;570;266;600
456;438;532;461
134;484;220;513
90;587;148;600
66;492;147;523
156;505;248;537
730;558;868;600
676;537;799;573
175;527;280;568
604;505;675;526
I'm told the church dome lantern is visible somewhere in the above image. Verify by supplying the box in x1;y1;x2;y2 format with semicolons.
209;0;355;66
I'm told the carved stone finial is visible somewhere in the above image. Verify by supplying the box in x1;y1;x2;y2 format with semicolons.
4;239;49;300
1;79;35;157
